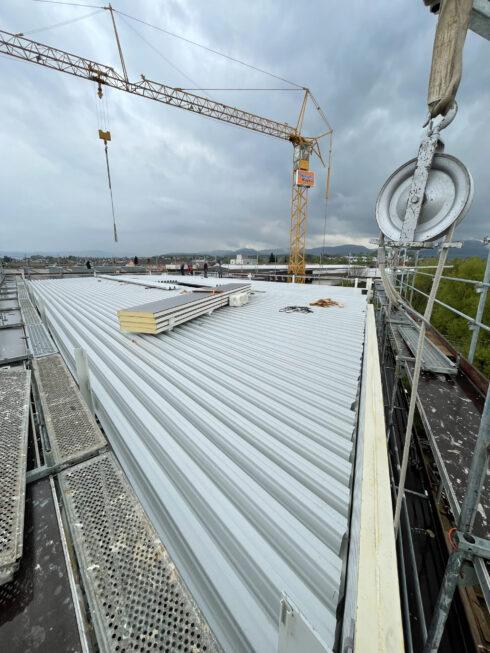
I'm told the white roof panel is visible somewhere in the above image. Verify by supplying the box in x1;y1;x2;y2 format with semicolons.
30;277;367;653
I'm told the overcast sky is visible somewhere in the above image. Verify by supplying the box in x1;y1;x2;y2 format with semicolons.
0;1;488;255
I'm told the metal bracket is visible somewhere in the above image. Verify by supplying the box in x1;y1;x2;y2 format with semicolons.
396;354;416;363
398;103;458;241
384;240;437;249
278;595;328;653
400;131;441;242
26;462;65;484
456;532;490;560
0;322;23;330
439;241;463;250
458;561;479;587
26;446;108;484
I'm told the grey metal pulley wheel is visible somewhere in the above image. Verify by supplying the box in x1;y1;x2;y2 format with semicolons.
376;153;474;242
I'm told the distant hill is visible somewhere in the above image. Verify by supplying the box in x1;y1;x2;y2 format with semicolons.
0;249;120;258
139;245;377;258
163;241;487;260
2;240;486;260
306;245;375;256
417;239;488;259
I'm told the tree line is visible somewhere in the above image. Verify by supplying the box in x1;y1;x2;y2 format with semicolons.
407;257;489;377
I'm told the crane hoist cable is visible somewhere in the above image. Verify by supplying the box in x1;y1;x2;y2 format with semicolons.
101;135;118;243
96;82;118;242
319;132;333;266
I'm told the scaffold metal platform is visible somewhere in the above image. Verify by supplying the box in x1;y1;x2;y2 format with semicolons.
398;323;457;375
60;452;219;653
17;280;57;359
33;353;106;465
0;368;31;585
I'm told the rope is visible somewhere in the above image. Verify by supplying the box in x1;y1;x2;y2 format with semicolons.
22;7;103;36
103;142;118;242
103;88;110;131
427;0;472;118
94;81;117;242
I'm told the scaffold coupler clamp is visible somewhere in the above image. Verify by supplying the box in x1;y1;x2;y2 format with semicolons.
453;531;490;561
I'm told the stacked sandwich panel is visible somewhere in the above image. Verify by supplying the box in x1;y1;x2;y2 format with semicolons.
117;283;250;334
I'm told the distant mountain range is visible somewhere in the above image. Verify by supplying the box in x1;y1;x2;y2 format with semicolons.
1;245;376;258
1;240;487;259
307;245;375;256
417;239;489;259
0;249;121;259
163;245;376;257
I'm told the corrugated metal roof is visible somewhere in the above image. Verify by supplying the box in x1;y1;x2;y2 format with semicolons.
29;277;367;653
98;273;179;290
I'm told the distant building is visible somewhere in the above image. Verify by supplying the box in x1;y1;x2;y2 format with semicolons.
230;253;256;265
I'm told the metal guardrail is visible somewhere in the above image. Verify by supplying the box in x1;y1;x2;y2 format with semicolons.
377;277;490;652
396;240;490;364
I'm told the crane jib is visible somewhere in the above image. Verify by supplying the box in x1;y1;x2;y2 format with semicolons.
0;29;297;142
0;26;328;280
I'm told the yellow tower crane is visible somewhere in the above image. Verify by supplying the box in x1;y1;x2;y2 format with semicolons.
0;9;332;280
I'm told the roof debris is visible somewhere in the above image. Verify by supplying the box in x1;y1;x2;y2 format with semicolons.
310;298;344;308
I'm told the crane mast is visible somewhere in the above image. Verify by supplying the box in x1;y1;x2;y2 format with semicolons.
0;27;329;279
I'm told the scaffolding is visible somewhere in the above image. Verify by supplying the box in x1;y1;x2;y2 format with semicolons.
396;238;490;366
375;243;490;651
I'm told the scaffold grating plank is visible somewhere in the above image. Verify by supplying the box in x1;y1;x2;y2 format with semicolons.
398;324;457;375
15;284;30;301
25;323;58;358
33;354;106;464
16;281;58;357
0;368;31;585
18;298;42;326
59;453;219;653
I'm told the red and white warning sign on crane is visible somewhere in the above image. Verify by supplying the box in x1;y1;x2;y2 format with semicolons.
295;169;315;187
